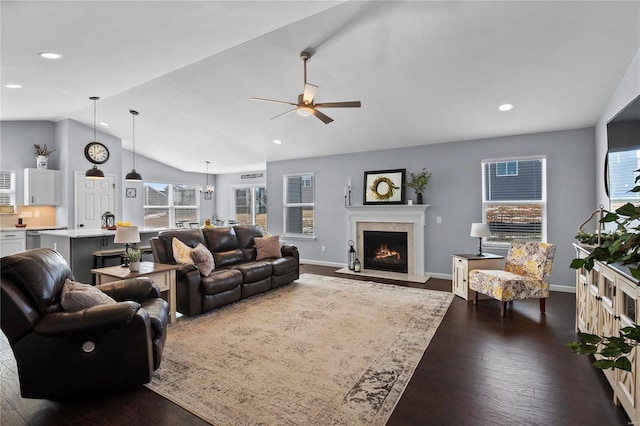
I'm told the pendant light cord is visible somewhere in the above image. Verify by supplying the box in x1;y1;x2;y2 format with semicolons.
132;112;136;170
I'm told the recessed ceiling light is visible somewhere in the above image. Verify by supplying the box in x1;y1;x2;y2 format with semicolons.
3;84;22;89
39;52;62;59
99;121;109;127
273;139;282;145
498;103;514;112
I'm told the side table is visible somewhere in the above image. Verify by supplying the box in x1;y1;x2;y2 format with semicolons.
452;253;504;300
92;261;177;323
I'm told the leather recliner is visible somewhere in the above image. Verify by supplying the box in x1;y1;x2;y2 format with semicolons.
1;248;169;399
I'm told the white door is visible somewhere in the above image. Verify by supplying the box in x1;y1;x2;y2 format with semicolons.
76;172;116;229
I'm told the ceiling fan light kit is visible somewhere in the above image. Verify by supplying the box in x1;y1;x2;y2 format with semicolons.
251;50;361;124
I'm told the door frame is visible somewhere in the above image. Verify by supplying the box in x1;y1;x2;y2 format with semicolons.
230;183;266;226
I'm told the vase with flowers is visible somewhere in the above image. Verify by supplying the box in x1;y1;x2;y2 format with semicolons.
405;168;432;204
34;144;56;169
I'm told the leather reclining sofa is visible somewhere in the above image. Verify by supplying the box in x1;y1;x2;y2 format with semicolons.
150;225;299;316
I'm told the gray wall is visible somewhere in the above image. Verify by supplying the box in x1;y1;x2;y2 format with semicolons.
267;127;596;288
0;121;57;204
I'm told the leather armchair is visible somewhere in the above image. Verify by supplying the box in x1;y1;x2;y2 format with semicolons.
1;248;169;399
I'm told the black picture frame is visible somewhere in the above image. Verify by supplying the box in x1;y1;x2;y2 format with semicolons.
363;169;406;205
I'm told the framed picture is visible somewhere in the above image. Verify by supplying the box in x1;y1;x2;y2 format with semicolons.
125;187;137;198
363;169;406;205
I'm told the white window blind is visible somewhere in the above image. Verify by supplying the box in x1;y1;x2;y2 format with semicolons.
482;157;546;243
0;171;16;207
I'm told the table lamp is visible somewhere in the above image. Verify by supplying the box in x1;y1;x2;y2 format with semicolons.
470;223;491;256
114;226;140;266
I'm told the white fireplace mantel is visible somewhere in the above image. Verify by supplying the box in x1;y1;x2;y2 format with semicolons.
345;205;429;275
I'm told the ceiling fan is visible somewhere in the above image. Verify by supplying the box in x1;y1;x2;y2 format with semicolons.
251;51;361;124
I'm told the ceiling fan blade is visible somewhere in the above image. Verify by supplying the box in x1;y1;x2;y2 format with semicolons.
314;101;361;108
271;107;297;120
250;97;297;106
312;108;334;124
303;84;318;104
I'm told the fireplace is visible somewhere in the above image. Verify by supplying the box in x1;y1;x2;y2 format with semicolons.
363;230;408;273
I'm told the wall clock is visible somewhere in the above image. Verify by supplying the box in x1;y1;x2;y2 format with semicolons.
84;142;110;164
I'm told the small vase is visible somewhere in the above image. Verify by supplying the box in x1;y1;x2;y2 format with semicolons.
36;156;48;169
129;261;141;272
416;193;424;205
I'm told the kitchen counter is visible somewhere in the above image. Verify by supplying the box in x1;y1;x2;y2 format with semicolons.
39;227;167;238
40;227;170;283
0;226;67;231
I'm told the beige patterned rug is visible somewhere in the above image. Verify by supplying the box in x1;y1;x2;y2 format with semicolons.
145;273;453;425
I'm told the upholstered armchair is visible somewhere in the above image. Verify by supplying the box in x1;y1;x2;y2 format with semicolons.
468;240;556;317
1;248;169;399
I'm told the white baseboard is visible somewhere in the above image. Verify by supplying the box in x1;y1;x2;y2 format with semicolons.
550;285;575;293
300;259;346;268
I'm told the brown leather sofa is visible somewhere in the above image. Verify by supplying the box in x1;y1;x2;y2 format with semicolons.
150;225;299;316
1;248;169;399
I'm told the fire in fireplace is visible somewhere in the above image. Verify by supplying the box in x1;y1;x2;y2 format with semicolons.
363;230;408;273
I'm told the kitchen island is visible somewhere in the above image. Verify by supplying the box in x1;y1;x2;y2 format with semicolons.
40;227;168;283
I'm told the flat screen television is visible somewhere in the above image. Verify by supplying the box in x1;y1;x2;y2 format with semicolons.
606;94;640;211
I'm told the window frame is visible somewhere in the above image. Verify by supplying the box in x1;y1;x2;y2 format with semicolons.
283;172;315;239
143;181;201;228
481;156;547;247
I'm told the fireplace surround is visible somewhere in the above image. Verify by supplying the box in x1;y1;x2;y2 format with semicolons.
346;205;429;276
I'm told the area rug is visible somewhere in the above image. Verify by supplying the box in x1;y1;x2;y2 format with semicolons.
145;273;453;425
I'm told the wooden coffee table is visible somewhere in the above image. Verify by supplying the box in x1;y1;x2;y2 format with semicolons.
92;261;177;323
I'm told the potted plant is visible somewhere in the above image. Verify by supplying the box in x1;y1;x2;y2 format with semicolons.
125;248;143;272
569;171;640;371
33;144;56;169
406;168;432;204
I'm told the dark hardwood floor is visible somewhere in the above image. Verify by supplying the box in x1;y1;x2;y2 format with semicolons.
1;265;630;425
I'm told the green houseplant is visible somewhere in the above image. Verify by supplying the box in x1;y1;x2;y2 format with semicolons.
568;171;640;371
125;248;143;272
406;168;432;204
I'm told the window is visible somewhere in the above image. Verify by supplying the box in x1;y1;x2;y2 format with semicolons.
0;171;16;207
482;156;546;244
496;161;518;176
608;148;640;211
143;182;200;227
284;173;314;237
233;185;267;231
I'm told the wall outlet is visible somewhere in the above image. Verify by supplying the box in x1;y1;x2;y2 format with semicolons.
34;211;40;217
321;245;326;252
21;211;33;217
436;216;442;224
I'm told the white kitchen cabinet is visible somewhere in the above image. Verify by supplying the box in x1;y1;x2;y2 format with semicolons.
0;229;26;256
24;168;61;206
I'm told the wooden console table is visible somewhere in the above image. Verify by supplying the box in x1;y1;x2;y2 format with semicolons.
92;261;177;323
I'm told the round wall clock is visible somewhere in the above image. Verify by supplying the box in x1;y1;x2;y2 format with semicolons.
84;142;110;164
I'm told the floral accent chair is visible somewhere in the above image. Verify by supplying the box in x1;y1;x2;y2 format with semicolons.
469;240;556;317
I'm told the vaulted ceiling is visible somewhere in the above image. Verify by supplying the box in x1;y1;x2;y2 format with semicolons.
2;1;639;173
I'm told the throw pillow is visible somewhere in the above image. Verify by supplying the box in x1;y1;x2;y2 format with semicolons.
61;278;117;312
255;235;282;260
191;243;215;276
172;237;195;265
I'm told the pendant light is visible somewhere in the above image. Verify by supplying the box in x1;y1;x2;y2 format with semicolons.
85;96;105;179
125;109;143;181
201;161;214;200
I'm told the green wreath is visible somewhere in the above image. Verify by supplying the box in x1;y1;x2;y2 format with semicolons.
369;176;399;200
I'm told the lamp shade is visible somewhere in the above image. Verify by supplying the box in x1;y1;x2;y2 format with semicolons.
114;226;140;244
470;223;491;238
